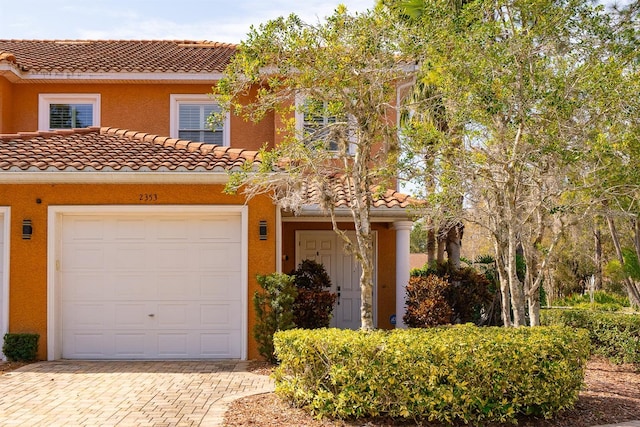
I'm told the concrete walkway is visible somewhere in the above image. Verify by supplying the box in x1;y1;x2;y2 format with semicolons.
0;360;274;426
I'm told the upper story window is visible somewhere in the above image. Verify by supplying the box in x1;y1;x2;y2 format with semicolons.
38;94;100;131
170;94;229;146
296;97;350;152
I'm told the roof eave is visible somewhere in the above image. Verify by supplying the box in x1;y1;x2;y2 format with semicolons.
282;205;414;222
0;171;231;184
0;68;224;83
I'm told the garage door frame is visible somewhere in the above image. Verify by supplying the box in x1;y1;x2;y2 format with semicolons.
0;207;9;360
47;205;248;361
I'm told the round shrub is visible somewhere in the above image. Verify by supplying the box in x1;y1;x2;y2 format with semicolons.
273;325;590;424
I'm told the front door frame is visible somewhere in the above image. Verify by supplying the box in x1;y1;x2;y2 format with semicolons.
295;230;378;329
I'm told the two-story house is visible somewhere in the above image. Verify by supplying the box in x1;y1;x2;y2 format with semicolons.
0;40;414;361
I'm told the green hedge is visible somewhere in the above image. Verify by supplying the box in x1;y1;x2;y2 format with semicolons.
541;309;640;364
273;325;589;424
3;333;39;362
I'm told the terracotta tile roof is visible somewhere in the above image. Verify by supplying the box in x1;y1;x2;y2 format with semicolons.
0;40;235;73
0;127;259;172
301;174;417;210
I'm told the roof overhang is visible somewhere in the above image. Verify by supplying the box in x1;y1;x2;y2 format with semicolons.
281;205;414;222
0;64;223;84
0;171;231;184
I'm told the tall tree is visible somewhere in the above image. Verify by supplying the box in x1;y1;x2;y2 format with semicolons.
388;0;634;325
215;6;416;330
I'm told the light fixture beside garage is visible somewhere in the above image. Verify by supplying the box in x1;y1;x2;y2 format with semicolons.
259;220;268;240
22;219;33;240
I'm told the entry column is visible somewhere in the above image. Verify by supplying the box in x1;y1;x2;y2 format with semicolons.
393;221;413;329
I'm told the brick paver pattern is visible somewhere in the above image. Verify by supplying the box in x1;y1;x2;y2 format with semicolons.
0;360;274;426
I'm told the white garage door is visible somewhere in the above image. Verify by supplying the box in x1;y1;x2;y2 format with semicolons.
60;212;243;359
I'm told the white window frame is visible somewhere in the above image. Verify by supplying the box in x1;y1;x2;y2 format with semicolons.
295;95;355;154
38;93;101;131
170;94;230;146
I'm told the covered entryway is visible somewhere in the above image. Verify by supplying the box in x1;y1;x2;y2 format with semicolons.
48;206;247;360
296;230;377;329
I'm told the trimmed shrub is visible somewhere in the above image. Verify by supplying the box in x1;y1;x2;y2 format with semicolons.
403;275;453;327
541;309;640;364
253;273;297;363
291;260;337;329
407;263;496;326
273;325;589;424
3;333;39;361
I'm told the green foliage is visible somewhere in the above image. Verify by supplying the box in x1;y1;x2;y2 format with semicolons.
553;291;631;312
273;326;590;423
541;309;640;364
410;220;428;253
291;260;337;329
3;333;39;362
408;262;497;325
253;273;297;363
622;247;640;280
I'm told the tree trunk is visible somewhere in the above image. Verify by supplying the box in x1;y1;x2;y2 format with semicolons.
494;241;512;327
445;224;463;269
427;227;437;267
508;225;526;326
437;233;446;264
594;226;602;291
605;215;640;308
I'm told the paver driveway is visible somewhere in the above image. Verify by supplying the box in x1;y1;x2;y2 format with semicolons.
0;360;274;426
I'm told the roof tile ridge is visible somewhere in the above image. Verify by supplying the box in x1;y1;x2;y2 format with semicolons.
0;52;16;63
0;133;20;142
100;127;123;136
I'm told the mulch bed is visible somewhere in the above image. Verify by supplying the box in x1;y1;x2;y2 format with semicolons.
224;357;640;427
0;361;33;374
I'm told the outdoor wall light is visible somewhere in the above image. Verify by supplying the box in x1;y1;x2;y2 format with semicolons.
22;219;33;240
259;220;268;240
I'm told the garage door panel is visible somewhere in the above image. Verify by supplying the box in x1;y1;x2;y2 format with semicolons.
114;303;151;327
156;246;190;269
64;303;108;328
200;273;242;299
199;244;241;270
157;333;189;357
200;301;242;327
65;333;108;357
63;246;105;270
157;219;189;240
62;273;107;300
114;333;147;357
200;333;240;357
199;217;241;240
65;218;106;241
61;212;243;359
115;218;148;240
112;274;154;299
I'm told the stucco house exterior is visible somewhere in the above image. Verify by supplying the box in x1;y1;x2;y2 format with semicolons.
0;40;414;361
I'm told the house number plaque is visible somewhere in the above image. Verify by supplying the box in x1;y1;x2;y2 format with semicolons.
139;193;159;202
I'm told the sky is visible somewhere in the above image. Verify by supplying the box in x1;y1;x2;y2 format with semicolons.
0;0;374;44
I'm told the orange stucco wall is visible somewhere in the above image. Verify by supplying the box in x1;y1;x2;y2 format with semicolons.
0;82;275;151
281;221;397;330
1;183;276;360
0;76;13;133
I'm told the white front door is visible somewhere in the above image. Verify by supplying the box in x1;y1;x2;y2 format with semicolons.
58;210;244;359
296;231;376;330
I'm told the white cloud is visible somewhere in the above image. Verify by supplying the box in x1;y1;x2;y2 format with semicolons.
0;0;373;43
